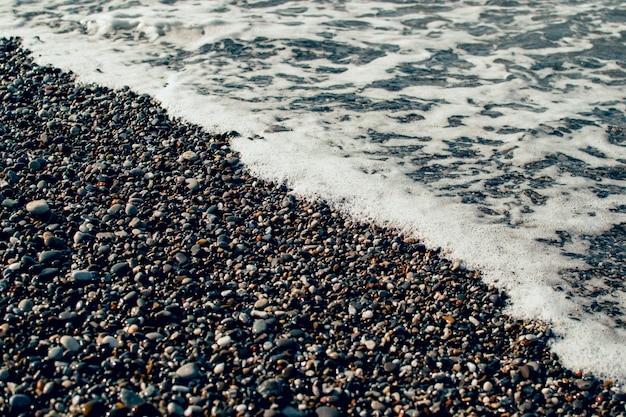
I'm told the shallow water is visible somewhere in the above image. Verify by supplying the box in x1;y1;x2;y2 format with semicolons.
1;0;625;381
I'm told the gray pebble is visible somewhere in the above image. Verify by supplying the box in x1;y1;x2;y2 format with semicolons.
25;199;50;214
176;363;199;379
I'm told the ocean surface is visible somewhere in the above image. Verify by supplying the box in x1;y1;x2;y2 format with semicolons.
1;0;625;382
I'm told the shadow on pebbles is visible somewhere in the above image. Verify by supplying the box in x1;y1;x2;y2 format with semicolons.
0;38;624;417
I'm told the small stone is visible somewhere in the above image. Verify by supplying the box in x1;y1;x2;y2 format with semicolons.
371;400;385;411
383;362;397;372
18;298;33;312
125;203;138;216
2;198;19;208
254;298;269;309
252;319;268;334
110;261;130;276
9;393;31;411
28;159;42;171
26;199;50;214
316;406;340;417
361;310;374;319
100;335;119;348
216;335;232;347
363;340;376;350
39;250;63;264
176;363;199;379
47;346;63;360
71;270;94;282
120;388;144;408
167;402;184;416
60;335;80;352
483;381;493;392
178;150;198;162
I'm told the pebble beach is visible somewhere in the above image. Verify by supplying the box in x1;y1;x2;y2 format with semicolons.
0;36;624;417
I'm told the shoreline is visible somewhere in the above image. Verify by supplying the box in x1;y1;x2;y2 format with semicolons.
0;37;623;416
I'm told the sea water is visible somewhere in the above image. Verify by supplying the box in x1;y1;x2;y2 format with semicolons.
1;0;625;382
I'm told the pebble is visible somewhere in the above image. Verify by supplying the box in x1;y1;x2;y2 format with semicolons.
71;270;94;281
25;199;49;214
9;394;31;410
47;346;64;360
60;335;80;352
216;335;232;347
316;406;340;417
176;363;199;379
252;319;268;334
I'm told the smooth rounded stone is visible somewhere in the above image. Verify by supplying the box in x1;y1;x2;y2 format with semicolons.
363;340;376;350
0;367;9;380
145;332;164;340
110;261;130;276
383;362;398;372
18;298;34;312
9;393;31;410
254;298;269;309
28;159;42;171
25;199;50;214
483;381;493;392
120;388;144;408
39;250;63;264
214;363;225;374
184;405;203;416
107;203;124;215
43;234;65;248
315;406;340;417
361;310;374;319
38;267;59;281
252;319;268;335
178;150;198;162
2;198;19;208
174;252;190;265
47;346;64;361
71;270;94;282
167;402;185;416
176;363;199;379
59;311;77;321
371;400;385;411
125;203;138;216
60;335;80;352
100;335;119;348
73;231;89;244
216;335;232;347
